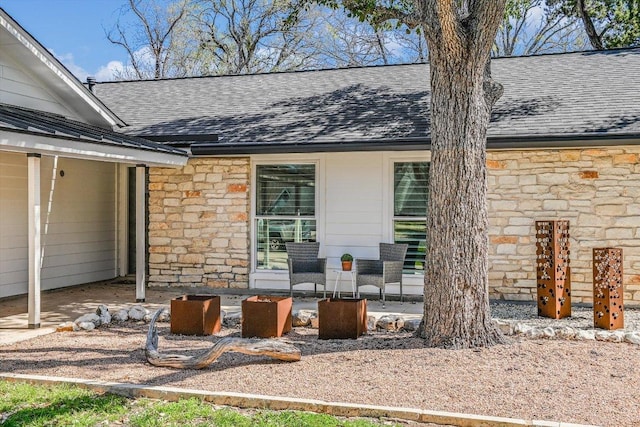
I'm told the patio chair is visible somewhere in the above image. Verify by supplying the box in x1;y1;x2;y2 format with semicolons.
356;243;408;302
285;242;328;297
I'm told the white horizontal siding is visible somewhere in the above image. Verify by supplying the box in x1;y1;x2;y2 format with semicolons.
0;54;76;117
323;152;384;266
38;157;117;290
0;152;118;298
0;151;28;297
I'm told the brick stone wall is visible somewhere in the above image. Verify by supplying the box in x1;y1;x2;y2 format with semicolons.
147;158;250;289
145;147;640;306
487;147;640;306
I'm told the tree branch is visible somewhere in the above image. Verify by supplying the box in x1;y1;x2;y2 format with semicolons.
145;309;301;369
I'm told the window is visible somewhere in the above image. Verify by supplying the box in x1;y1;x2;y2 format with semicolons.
255;164;316;270
393;162;429;274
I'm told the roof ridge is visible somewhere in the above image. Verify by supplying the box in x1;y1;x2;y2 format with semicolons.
94;46;640;85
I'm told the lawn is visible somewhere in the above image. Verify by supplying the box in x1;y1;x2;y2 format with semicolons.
0;380;401;427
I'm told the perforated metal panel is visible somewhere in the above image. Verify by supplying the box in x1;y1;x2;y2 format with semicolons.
536;220;571;319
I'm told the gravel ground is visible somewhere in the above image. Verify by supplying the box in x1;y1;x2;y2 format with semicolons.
1;303;640;427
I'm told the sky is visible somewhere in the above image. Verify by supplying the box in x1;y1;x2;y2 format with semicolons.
1;0;133;81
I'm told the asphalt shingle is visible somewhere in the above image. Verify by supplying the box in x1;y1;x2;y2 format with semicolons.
94;48;640;149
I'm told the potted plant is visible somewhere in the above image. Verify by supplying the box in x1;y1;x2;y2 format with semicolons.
341;253;353;271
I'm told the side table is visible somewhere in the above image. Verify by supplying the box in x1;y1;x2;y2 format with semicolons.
332;268;356;298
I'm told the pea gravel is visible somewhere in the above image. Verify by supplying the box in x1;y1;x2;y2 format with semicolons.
1;303;639;426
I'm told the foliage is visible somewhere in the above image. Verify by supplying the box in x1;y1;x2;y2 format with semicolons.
341;253;353;261
0;381;400;426
554;0;640;48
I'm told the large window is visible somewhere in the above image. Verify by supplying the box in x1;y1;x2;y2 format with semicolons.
393;162;429;274
255;164;316;270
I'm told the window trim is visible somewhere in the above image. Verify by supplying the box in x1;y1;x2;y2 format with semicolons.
250;156;323;273
387;154;431;276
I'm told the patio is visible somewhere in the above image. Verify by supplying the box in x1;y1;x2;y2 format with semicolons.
0;279;423;345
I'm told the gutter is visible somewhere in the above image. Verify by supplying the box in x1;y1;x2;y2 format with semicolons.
189;133;640;156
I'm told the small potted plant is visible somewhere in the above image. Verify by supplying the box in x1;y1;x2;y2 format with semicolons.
340;253;353;271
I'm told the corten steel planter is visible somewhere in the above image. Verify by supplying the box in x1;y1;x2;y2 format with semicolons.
535;220;571;319
170;295;221;336
318;298;367;339
241;296;292;338
593;248;624;330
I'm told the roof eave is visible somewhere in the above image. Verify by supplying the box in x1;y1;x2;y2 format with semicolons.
0;9;126;128
0;128;188;167
189;133;640;156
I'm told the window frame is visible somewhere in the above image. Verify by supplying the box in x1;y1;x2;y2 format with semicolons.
251;159;320;272
390;158;430;275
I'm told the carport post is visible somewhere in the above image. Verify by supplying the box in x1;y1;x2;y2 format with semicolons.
136;164;146;302
27;153;41;328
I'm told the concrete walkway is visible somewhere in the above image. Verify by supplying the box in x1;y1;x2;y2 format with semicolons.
0;281;422;346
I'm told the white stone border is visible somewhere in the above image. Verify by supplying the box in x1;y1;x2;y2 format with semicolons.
0;373;597;427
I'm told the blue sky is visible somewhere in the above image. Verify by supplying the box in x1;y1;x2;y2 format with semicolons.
1;0;132;81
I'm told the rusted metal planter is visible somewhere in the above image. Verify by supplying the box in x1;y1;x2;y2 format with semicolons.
170;295;221;336
241;296;292;338
535;220;571;319
593;248;624;330
318;298;367;339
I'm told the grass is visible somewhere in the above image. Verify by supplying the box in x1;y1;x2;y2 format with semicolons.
0;380;400;426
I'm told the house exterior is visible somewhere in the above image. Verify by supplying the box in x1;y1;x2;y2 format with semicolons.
0;8;188;327
92;48;640;307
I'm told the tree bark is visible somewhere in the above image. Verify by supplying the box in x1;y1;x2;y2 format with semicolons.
145;309;301;369
418;1;508;349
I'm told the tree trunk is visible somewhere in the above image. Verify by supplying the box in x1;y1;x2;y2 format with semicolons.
576;0;604;50
419;43;506;349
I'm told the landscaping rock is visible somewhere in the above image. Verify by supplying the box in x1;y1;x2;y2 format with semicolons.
74;313;101;327
310;316;319;329
557;326;577;339
128;305;148;321
402;318;422;332
157;309;170;322
542;327;555;338
77;321;96;331
493;319;513;335
112;309;129;322
293;309;315;327
514;323;533;335
625;332;640;345
366;315;377;331
223;311;242;328
527;328;545;339
376;315;405;331
96;305;111;325
576;330;596;340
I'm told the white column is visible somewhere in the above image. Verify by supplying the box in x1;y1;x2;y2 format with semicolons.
27;153;41;328
136;165;146;302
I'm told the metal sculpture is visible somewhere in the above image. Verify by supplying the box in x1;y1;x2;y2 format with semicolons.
535;220;571;319
593;248;624;330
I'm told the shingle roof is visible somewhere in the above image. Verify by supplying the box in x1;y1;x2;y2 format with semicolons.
0;103;187;156
94;48;640;152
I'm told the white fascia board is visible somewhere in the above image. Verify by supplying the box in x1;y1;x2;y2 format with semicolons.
0;13;124;127
0;130;188;167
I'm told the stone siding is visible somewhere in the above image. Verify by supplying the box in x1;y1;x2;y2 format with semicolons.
487;147;640;306
147;158;250;289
